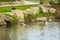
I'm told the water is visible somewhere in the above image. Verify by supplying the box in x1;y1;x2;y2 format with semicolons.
0;21;60;40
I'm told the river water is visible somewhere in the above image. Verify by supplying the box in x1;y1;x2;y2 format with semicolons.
0;21;60;40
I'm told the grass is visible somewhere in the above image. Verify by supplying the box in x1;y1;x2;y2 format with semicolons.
12;15;18;24
0;0;15;2
36;12;52;18
0;4;38;13
26;0;39;2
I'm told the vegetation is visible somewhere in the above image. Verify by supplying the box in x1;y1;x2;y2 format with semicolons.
12;15;18;24
0;4;38;24
49;0;60;5
24;4;57;23
36;13;43;18
0;0;15;2
36;12;54;18
0;4;38;13
26;0;39;2
24;12;56;23
25;13;36;22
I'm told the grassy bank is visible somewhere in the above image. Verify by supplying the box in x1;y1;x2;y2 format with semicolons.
0;4;57;24
0;0;15;2
0;4;38;13
0;4;38;24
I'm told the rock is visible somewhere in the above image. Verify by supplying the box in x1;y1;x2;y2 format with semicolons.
23;7;39;16
15;1;22;5
42;7;48;13
0;18;6;25
30;7;39;14
43;3;51;8
39;5;48;13
11;10;24;22
26;9;32;14
39;5;56;13
36;17;47;21
23;10;28;17
4;15;13;22
48;16;55;21
0;13;13;24
23;9;32;17
49;8;56;13
0;13;12;22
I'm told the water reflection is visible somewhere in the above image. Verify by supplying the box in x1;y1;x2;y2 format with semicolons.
0;22;60;40
0;25;10;40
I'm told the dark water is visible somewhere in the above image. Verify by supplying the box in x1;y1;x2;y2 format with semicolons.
0;21;60;40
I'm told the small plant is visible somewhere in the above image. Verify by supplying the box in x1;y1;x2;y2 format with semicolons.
38;5;43;13
36;13;43;18
12;15;18;24
25;13;36;22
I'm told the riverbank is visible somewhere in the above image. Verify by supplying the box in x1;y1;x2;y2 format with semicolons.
0;4;57;25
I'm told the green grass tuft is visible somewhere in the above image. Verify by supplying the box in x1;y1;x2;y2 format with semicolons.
0;4;38;13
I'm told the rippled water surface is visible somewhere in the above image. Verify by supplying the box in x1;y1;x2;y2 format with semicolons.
0;22;60;40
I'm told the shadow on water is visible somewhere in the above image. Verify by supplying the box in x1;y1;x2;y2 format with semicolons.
0;24;19;40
